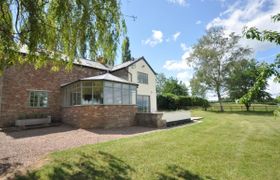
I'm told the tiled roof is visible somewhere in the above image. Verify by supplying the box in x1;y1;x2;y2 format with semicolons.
81;73;137;85
61;73;138;87
19;46;110;71
111;57;157;75
18;46;156;74
74;58;109;71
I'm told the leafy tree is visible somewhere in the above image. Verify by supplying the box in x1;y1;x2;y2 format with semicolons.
225;59;271;103
190;72;207;98
156;74;188;96
240;13;280;111
276;96;280;103
188;27;251;111
0;0;126;73
156;73;167;95
162;78;188;96
121;36;132;63
243;13;280;45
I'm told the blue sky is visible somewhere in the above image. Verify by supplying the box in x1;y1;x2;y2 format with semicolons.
117;0;280;98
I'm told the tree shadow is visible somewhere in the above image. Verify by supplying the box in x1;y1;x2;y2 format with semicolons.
0;157;22;177
3;124;77;139
157;165;215;180
15;151;134;180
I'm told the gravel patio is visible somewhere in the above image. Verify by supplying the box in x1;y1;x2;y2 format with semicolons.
0;125;157;176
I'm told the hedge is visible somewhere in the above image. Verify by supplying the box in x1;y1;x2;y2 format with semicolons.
157;93;209;110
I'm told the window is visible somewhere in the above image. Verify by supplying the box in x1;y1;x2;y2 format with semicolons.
114;83;122;104
137;95;150;112
29;91;48;108
70;83;81;106
93;81;103;104
137;72;148;84
62;81;137;106
82;82;93;105
122;84;130;104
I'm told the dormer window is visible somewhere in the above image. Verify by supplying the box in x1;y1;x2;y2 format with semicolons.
137;72;148;84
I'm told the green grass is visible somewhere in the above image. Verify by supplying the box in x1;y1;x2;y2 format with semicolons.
16;111;280;180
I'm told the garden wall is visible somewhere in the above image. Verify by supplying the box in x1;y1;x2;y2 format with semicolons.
62;105;137;128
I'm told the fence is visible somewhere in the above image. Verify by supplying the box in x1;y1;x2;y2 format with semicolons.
208;105;278;112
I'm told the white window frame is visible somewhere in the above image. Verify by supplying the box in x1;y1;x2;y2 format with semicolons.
137;72;148;84
28;90;49;108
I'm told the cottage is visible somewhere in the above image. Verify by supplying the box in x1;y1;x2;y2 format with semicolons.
0;57;157;128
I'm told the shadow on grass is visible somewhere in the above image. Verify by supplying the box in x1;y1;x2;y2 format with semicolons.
157;165;215;180
15;151;134;180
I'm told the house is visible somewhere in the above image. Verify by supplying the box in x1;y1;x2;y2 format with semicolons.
0;57;157;128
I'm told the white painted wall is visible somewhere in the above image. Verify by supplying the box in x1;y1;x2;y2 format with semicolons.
128;59;157;112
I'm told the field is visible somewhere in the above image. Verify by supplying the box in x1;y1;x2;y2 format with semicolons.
16;110;280;180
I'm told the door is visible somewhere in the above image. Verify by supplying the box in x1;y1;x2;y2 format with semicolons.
137;95;150;112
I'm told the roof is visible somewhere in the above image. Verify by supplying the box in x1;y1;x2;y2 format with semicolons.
111;57;157;75
73;58;109;71
18;46;110;71
61;73;138;87
18;46;156;73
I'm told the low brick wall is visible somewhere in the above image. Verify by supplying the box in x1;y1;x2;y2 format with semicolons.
62;105;137;128
135;112;165;128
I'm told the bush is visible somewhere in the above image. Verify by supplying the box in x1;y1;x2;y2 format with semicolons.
157;93;178;110
157;94;209;110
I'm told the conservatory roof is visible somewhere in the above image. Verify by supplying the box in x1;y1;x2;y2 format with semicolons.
61;73;138;87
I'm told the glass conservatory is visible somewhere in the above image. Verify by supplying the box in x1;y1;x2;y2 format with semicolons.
61;73;137;107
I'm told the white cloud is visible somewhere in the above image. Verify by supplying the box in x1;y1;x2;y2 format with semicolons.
180;43;188;51
196;20;202;25
177;71;192;87
266;76;280;98
173;32;181;41
163;45;193;71
206;0;280;52
167;0;188;6
143;30;163;47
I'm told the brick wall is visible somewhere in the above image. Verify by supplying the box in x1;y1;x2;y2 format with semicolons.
111;69;130;81
135;112;165;128
0;76;3;122
0;64;105;127
62;105;137;128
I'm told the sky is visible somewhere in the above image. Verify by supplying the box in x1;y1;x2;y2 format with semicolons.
117;0;280;99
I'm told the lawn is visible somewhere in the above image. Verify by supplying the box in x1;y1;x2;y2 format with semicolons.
16;111;280;180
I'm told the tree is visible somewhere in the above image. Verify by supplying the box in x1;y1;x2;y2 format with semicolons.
188;27;251;111
225;59;271;104
240;13;280;110
156;74;188;96
162;77;188;96
0;0;126;73
156;73;167;95
121;36;132;63
190;72;207;98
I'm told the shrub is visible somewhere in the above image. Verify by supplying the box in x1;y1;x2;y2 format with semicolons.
157;93;178;110
157;94;209;110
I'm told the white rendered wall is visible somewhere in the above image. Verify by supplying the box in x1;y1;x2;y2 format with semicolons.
128;59;157;112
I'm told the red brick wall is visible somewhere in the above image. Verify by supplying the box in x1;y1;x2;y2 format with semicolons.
62;105;137;128
0;64;105;127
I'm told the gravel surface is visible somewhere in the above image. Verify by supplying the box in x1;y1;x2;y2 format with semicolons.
0;125;156;176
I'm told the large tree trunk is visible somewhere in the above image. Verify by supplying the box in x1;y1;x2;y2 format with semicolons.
217;90;224;112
